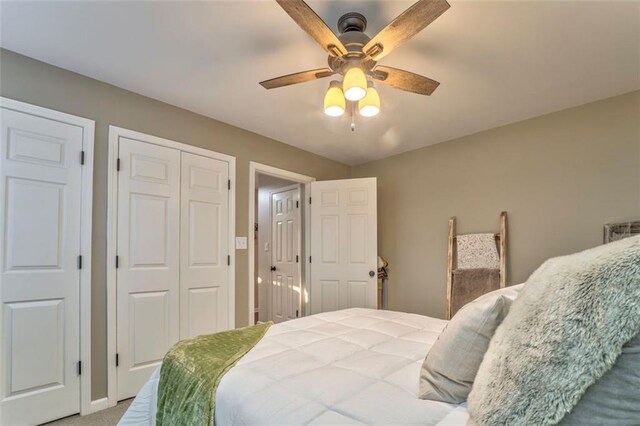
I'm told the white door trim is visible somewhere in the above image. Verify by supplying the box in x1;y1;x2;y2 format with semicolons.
89;397;109;414
248;162;314;326
106;126;236;407
0;97;95;416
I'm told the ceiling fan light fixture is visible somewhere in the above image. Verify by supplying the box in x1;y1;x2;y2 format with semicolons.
343;66;367;101
324;80;346;117
358;82;380;117
262;0;451;128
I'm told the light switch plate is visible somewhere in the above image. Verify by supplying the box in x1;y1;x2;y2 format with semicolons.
235;237;248;250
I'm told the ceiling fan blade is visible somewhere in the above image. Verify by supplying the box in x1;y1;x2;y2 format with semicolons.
372;65;440;95
363;0;450;61
276;0;347;57
260;68;334;89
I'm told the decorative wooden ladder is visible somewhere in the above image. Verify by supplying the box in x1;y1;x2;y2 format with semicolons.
446;211;508;319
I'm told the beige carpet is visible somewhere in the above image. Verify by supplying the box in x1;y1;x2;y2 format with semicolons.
44;399;133;426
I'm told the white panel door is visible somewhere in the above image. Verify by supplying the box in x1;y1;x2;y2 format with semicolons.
116;137;180;400
0;108;83;424
180;152;229;338
310;178;377;314
270;187;300;323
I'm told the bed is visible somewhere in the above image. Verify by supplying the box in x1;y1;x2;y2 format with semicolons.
119;308;470;425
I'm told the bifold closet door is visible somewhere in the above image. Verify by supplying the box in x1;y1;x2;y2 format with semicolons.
116;138;181;400
0;108;83;424
180;152;230;338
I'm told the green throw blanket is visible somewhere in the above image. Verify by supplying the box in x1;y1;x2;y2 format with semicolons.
156;322;272;426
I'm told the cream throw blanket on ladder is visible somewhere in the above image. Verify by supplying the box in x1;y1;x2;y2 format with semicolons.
456;233;499;269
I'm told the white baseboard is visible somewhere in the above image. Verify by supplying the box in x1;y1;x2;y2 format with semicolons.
90;397;109;414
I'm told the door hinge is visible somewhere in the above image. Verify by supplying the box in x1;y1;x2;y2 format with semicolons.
296;310;299;318
309;197;312;205
296;255;299;263
115;255;119;268
116;353;119;367
77;361;82;375
78;255;82;269
228;179;231;190
309;256;312;263
116;158;121;171
227;255;231;266
296;200;299;208
80;150;85;165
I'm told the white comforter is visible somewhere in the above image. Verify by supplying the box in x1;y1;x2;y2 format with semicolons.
120;308;469;425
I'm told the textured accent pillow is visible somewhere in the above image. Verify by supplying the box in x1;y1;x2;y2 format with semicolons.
467;236;640;426
418;284;523;403
560;333;640;425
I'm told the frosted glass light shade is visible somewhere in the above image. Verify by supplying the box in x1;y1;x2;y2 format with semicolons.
343;67;367;101
324;82;345;117
358;84;380;117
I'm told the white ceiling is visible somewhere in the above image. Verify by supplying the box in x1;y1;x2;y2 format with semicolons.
1;1;639;165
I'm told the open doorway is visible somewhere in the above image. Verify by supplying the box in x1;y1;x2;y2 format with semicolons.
248;162;315;326
249;163;380;324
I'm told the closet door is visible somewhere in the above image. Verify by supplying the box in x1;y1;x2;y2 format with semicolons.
180;152;229;338
0;107;83;425
116;137;180;400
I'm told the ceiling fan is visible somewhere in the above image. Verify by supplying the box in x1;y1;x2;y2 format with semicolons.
260;0;450;121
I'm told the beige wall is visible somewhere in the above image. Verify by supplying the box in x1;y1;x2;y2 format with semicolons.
0;49;350;399
352;90;640;321
2;47;639;401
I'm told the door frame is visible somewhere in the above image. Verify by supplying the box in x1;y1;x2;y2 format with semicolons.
248;162;314;326
267;183;302;323
106;126;236;408
0;97;95;416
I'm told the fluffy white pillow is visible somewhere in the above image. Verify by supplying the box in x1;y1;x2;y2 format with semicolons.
468;236;640;426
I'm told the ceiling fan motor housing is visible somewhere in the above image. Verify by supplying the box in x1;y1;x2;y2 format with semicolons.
329;12;375;74
338;12;367;33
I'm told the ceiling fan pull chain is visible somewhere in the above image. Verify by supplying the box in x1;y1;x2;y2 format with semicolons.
351;103;356;132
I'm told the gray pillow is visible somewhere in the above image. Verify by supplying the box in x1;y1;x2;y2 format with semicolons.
418;284;523;403
560;333;640;426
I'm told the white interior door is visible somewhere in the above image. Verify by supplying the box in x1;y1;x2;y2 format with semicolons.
116;137;180;400
270;186;301;323
310;178;377;314
0;108;83;424
180;152;229;338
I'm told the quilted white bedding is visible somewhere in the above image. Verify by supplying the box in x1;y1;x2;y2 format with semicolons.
119;308;470;425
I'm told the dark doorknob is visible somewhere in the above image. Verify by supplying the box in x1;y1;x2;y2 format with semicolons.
369;270;375;277
271;266;277;271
